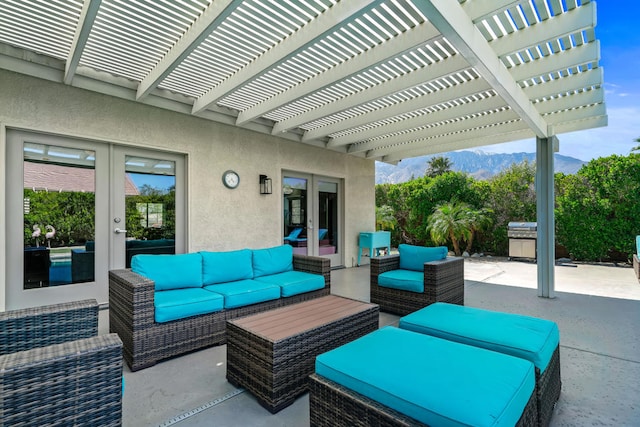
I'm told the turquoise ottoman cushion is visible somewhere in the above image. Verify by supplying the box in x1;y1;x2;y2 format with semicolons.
253;270;325;297
155;288;224;323
398;244;447;271
201;249;253;285
316;327;535;427
204;280;280;308
377;269;424;293
399;303;560;373
132;253;203;291
252;245;293;278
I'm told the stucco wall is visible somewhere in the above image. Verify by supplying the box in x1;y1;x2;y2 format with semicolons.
0;69;375;309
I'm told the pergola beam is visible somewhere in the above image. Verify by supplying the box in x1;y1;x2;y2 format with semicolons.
136;0;244;101
412;0;549;138
64;0;102;85
192;0;384;114
236;21;441;126
273;54;470;136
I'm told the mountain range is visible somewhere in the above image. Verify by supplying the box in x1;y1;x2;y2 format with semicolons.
375;150;586;184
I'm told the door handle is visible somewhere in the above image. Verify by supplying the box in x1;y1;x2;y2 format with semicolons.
114;228;128;234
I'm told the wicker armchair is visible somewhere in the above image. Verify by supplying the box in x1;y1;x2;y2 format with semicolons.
370;254;464;315
0;299;123;426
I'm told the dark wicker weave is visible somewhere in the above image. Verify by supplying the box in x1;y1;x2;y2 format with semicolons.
309;373;538;427
226;296;379;413
633;254;640;282
0;299;123;426
370;255;464;316
535;346;562;427
109;253;331;371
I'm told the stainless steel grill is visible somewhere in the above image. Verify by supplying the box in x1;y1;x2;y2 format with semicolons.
508;222;537;259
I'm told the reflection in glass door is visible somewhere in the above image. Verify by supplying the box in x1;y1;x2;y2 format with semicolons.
283;176;308;256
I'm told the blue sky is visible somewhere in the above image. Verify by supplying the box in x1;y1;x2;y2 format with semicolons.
481;1;640;161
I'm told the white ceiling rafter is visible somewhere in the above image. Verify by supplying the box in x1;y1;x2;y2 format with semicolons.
136;0;244;101
64;0;102;85
191;0;386;114
0;0;606;163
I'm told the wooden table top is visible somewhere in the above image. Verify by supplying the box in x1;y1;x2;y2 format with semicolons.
228;295;378;342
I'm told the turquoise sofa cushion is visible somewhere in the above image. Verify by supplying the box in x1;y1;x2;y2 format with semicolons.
154;288;224;323
203;280;280;309
398;244;447;271
254;270;325;297
378;270;424;293
131;253;203;291
316;327;535;427
252;245;293;278
399;303;560;373
636;235;640;256
201;249;253;285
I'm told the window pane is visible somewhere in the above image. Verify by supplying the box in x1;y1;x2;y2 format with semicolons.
124;156;176;268
23;143;96;288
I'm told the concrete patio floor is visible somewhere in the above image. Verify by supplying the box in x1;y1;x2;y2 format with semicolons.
107;258;640;427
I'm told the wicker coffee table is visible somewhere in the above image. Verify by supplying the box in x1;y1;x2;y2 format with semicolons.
226;295;379;413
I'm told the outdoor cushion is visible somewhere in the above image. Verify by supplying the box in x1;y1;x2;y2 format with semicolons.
316;326;535;427
252;245;293;278
203;280;280;308
154;288;224;323
636;235;640;256
131;253;203;291
201;249;253;285
253;270;325;297
283;228;303;241
398;244;447;271
377;269;424;293
399;303;560;373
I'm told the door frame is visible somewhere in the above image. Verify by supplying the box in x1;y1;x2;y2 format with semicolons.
5;129;187;309
282;171;344;267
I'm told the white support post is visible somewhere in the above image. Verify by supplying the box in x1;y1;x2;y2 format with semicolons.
536;136;557;298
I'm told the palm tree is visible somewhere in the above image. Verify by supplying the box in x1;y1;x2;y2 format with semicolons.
425;156;452;178
462;207;493;254
426;201;471;256
376;205;396;231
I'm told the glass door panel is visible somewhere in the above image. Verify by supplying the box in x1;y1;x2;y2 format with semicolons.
123;156;176;267
283;176;309;256
22;143;97;288
7;130;109;309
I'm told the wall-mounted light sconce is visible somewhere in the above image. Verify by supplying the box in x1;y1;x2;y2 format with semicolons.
259;174;272;195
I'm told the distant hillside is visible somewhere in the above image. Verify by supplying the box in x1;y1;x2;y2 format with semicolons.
375;150;586;184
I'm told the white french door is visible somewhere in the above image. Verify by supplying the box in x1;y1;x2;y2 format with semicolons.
5;130;185;309
282;172;343;267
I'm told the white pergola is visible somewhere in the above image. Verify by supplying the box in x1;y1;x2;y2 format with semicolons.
0;0;607;297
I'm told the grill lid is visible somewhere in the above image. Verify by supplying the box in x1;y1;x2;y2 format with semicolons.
507;222;537;231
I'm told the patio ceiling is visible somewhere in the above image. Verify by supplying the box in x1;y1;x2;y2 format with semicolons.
0;0;606;163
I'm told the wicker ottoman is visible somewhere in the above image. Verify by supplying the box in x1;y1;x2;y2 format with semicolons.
226;295;379;413
310;327;537;426
399;303;561;427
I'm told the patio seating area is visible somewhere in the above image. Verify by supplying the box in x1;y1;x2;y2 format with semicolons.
97;258;640;427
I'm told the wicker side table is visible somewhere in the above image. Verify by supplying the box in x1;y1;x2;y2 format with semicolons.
226;295;379;413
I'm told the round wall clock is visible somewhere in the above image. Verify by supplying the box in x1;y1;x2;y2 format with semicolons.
222;170;240;189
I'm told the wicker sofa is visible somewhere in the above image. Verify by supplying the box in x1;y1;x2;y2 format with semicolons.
109;247;330;371
0;299;123;426
370;244;464;315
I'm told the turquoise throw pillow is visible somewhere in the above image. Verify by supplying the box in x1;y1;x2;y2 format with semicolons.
131;253;203;291
398;244;447;271
252;245;293;277
201;249;253;285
